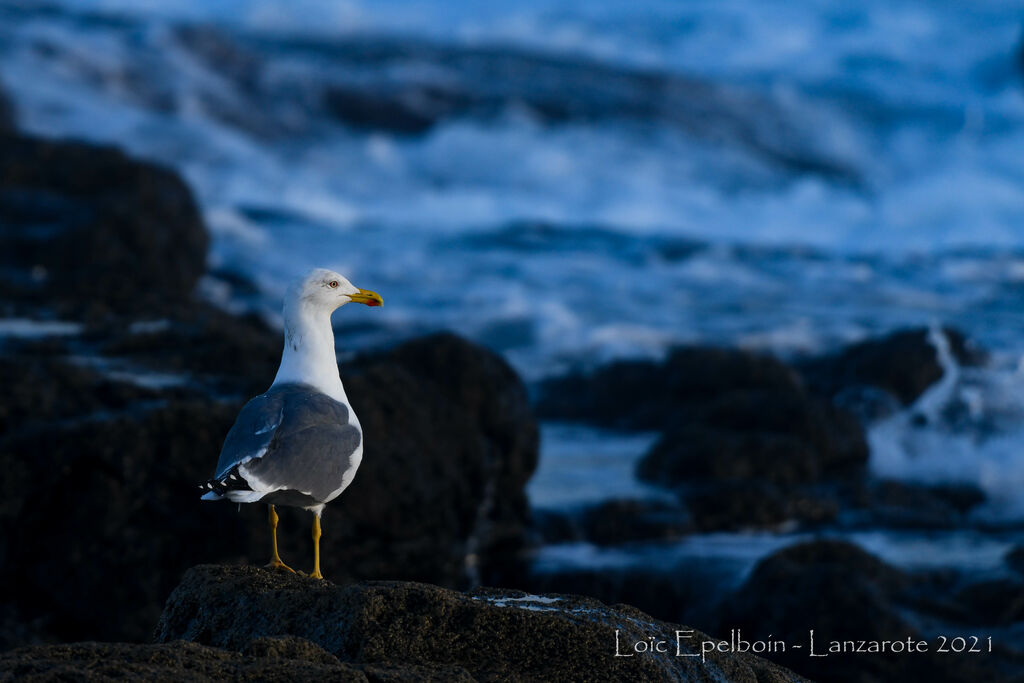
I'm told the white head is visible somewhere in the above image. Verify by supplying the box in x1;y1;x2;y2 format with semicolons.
274;268;381;400
285;268;383;314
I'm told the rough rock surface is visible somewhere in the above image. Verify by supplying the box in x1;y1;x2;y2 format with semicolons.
152;564;808;683
0;641;367;682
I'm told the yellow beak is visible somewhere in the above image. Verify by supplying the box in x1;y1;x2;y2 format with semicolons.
348;288;383;307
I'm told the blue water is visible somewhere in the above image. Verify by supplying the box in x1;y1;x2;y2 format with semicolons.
3;0;1024;534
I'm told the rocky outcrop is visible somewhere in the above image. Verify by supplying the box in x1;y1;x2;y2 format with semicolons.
324;332;538;588
1006;545;1024;576
0;87;13;132
716;540;1024;683
149;564;807;683
539;347;804;430
798;326;982;407
0;641;367;682
540;347;868;532
0;134;538;648
0;134;209;319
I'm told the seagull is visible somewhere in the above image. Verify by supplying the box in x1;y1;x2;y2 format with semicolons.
199;268;382;579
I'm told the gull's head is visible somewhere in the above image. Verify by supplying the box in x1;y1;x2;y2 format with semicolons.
287;268;383;313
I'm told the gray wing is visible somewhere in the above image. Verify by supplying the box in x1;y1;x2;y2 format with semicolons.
214;383;362;503
214;389;286;478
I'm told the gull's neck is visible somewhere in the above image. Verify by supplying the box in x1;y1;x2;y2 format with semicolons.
273;301;350;405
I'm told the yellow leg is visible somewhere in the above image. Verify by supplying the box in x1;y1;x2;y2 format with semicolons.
311;514;324;580
265;505;294;573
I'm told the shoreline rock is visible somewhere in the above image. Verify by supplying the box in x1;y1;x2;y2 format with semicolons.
148;564;808;683
539;346;869;532
797;326;983;408
716;540;1024;683
0;86;13;132
0;134;209;320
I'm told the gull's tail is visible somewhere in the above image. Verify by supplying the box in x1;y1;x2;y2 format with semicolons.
198;466;252;501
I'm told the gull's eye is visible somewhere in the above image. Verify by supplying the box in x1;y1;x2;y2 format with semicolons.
328;280;339;289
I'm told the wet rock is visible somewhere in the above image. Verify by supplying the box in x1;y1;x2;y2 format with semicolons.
322;84;470;135
542;346;867;532
530;508;579;544
799;327;983;406
683;481;838;531
1006;546;1024;576
524;561;734;632
952;578;1024;626
538;347;804;431
717;540;1022;683
155;564;808;682
579;498;693;546
533;498;693;546
844;479;986;530
0;87;13;132
0;134;208;318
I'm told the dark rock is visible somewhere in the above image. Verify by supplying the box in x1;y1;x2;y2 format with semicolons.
97;306;282;396
322;84;470;135
844;479;986;529
0;134;208;318
531;499;692;546
531;508;580;544
155;564;808;682
361;662;476;683
717;540;1022;683
0;135;537;646
953;578;1024;626
799;327;983;407
538;347;803;430
578;498;693;545
1007;546;1024;576
0;396;255;644
0;332;537;646
312;332;539;589
244;635;341;665
924;482;988;514
0;87;13;132
589;348;868;532
684;481;838;531
0;641;367;681
525;561;732;632
540;346;867;532
640;427;821;488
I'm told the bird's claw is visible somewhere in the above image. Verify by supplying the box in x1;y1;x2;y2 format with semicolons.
264;559;296;573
